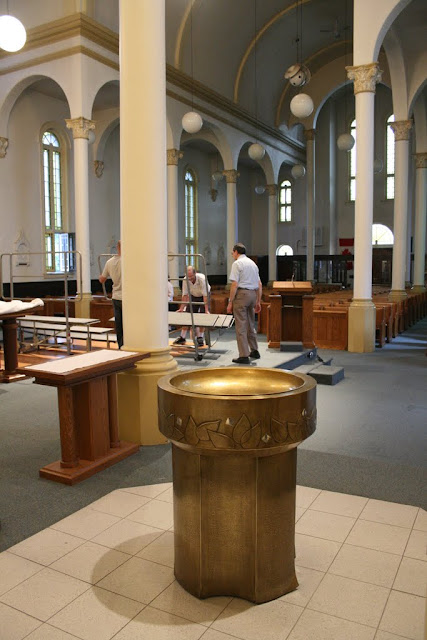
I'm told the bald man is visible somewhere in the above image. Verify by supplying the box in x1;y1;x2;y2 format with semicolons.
174;266;210;346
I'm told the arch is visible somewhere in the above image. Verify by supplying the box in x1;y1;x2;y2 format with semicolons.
276;244;293;256
372;223;394;245
0;74;70;137
382;27;408;119
233;0;315;104
180;120;234;169
92;113;120;162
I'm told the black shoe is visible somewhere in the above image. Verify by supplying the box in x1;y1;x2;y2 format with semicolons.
173;336;186;345
250;350;260;359
197;337;204;346
232;356;250;364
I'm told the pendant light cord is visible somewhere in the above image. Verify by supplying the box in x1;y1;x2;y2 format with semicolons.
254;0;258;135
190;0;194;110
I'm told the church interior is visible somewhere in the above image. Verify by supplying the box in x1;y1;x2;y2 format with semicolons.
0;1;426;638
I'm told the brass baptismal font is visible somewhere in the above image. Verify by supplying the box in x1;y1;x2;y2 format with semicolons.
158;367;316;603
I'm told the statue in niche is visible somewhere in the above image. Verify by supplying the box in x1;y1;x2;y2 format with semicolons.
14;230;30;267
217;243;225;267
203;243;212;265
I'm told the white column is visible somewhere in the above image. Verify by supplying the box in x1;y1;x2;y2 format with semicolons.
118;0;176;445
304;129;315;281
167;148;183;291
346;62;382;352
223;169;239;278
65;117;95;303
413;152;427;290
389;120;412;298
266;184;278;283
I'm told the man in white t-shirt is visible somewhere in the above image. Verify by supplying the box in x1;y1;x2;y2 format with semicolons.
99;241;123;348
174;266;210;346
227;243;262;364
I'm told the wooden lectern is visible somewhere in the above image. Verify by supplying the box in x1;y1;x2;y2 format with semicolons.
268;281;315;349
18;350;149;485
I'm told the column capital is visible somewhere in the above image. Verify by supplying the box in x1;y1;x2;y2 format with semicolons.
94;160;104;178
346;62;382;94
304;129;315;141
390;120;412;141
223;169;239;183
167;148;183;165
65;117;95;140
265;184;278;197
415;152;427;169
0;137;9;158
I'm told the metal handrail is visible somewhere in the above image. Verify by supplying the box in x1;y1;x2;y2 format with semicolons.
0;251;83;355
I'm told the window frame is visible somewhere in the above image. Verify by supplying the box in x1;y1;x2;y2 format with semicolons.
184;166;198;262
276;244;294;256
349;118;356;202
41;128;73;274
385;114;395;200
372;223;394;246
279;179;292;223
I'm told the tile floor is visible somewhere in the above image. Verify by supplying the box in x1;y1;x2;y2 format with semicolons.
1;483;425;640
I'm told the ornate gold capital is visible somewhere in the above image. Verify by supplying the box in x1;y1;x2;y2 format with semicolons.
0;137;9;158
390;120;412;141
346;62;382;94
304;129;315;141
222;169;239;183
415;152;427;169
65;117;95;139
265;184;278;197
94;160;104;178
167;148;183;166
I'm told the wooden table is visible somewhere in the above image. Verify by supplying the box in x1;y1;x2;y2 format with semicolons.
18;350;150;485
0;306;43;383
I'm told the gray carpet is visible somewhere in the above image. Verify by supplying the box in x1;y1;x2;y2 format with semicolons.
1;318;426;552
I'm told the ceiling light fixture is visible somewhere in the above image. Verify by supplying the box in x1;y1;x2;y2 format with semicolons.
0;2;26;53
182;2;203;134
248;0;265;162
288;0;313;119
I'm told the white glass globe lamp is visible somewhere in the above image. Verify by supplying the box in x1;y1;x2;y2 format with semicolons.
337;133;355;151
290;94;314;119
291;164;306;179
254;185;266;195
284;63;311;87
0;15;27;52
87;130;96;145
248;142;265;161
373;158;383;174
212;170;224;182
182;111;203;134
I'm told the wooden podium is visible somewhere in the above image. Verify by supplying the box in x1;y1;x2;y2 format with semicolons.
0;306;43;383
268;281;315;349
18;350;149;485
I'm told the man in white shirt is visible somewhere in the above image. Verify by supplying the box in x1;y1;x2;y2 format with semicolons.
174;265;210;346
227;243;262;364
99;241;123;348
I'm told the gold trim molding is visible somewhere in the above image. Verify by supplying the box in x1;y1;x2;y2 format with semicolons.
0;13;119;59
415;152;427;169
304;129;315;141
167;148;184;166
390;120;412;141
346;62;382;94
0;137;9;158
265;184;278;197
223;169;239;184
66;117;95;139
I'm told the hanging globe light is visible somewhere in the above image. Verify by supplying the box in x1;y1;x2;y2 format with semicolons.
248;142;265;161
182;111;203;134
284;63;311;87
290;93;314;119
337;133;355;151
0;14;27;52
254;185;266;195
373;158;383;174
291;164;306;179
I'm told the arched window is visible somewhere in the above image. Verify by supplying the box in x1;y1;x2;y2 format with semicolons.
279;179;292;222
386;114;395;200
349;119;356;201
372;223;394;246
184;167;198;259
276;244;293;256
42;130;72;272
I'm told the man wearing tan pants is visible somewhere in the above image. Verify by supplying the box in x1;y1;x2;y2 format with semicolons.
226;243;262;364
